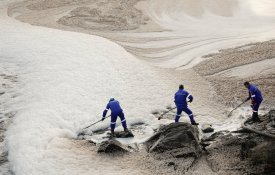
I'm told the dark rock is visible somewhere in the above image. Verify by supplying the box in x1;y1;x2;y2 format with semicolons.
97;139;128;153
205;131;275;175
244;117;255;125
250;141;275;174
144;122;200;153
205;134;248;173
267;110;275;120
167;162;175;166
170;147;199;158
201;130;230;142
88;140;96;145
202;127;214;133
240;139;258;160
142;123;203;174
0;152;8;165
268;110;275;127
231;128;252;134
197;110;275;174
201;124;214;133
107;130;134;138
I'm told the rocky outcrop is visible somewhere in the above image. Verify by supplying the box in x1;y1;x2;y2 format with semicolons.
205;134;251;174
250;141;275;174
243;110;275;137
205;133;275;175
145;122;200;153
97;139;128;153
201;110;275;175
89;111;275;174
108;130;134;138
200;130;231;150
201;123;214;133
144;122;202;173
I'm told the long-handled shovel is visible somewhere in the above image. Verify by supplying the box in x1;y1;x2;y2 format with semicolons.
78;115;111;136
227;100;247;117
158;107;176;120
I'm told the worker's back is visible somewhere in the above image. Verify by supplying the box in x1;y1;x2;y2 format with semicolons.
174;89;189;107
249;84;263;102
108;100;123;114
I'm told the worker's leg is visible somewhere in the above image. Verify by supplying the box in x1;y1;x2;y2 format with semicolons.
183;107;196;124
110;114;118;133
118;111;128;130
252;102;261;122
175;106;183;122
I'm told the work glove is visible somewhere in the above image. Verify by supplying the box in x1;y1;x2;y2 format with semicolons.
188;99;193;103
246;97;250;102
102;110;107;118
101;117;105;121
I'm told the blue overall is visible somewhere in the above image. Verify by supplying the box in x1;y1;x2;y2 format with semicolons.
103;99;127;132
248;84;263;113
174;89;195;123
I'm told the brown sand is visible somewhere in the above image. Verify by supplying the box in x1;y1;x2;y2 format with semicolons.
194;40;275;107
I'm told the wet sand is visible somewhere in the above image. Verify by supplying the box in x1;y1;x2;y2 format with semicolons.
194;40;275;107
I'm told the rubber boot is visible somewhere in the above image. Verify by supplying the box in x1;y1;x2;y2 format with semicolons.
124;128;129;133
252;113;261;123
111;130;115;137
245;117;254;125
190;116;199;125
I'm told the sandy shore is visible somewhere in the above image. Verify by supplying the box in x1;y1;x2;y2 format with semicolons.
194;40;275;107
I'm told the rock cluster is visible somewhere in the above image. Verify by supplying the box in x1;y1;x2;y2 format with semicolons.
200;110;275;174
144;122;202;172
97;139;128;153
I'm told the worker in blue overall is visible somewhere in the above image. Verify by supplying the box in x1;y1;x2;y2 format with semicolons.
244;82;263;122
174;84;198;125
102;98;128;136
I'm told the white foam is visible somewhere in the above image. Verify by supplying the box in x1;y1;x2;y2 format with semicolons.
0;2;182;174
125;0;275;69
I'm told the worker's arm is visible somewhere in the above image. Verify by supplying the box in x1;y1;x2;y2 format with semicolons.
102;103;110;120
187;93;193;103
246;91;251;101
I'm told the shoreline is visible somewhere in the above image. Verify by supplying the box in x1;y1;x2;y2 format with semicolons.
7;0;275;108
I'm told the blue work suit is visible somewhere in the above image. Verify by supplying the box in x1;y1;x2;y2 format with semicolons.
248;84;263;113
103;100;127;132
174;89;195;123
